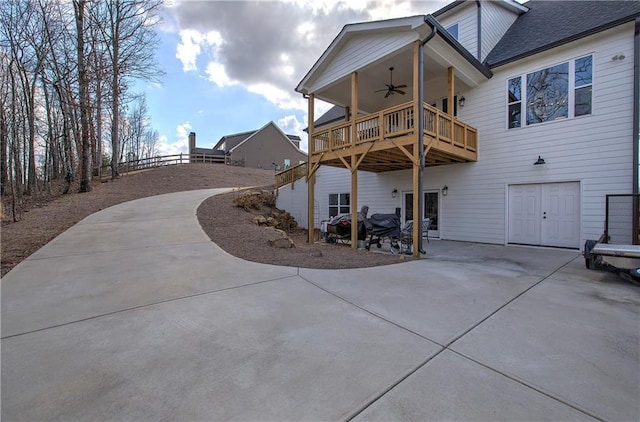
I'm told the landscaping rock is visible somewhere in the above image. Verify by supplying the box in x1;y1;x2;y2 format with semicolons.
308;248;323;257
269;236;294;248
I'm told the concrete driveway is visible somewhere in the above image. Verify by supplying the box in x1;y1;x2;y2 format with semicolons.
2;189;638;421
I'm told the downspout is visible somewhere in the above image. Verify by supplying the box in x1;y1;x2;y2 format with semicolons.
417;20;438;254
633;17;639;194
476;1;482;61
633;18;639;243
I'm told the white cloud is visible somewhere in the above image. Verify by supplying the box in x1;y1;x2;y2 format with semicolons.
175;30;202;71
156;122;191;155
247;83;306;111
166;0;449;144
278;114;307;151
175;29;223;72
155;135;177;156
276;99;333;153
176;121;191;140
205;62;237;87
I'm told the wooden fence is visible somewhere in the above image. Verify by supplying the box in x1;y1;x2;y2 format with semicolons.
99;153;231;178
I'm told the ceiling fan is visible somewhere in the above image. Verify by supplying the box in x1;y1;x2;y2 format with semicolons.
375;67;407;98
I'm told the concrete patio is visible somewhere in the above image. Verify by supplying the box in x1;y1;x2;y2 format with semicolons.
2;189;638;421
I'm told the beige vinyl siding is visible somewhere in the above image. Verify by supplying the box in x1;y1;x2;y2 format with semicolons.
480;1;519;61
310;31;417;93
437;2;477;58
231;124;307;170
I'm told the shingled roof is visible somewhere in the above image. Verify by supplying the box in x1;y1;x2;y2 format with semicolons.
312;105;346;128
485;0;640;68
213;128;301;151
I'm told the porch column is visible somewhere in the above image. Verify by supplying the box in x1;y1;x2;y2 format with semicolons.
350;72;359;249
307;93;315;244
412;40;421;257
448;66;455;137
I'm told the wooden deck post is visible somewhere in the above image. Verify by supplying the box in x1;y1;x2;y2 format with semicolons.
448;66;455;140
308;93;315;244
350;72;359;248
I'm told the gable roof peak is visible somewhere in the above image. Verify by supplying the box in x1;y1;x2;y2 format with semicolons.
228;121;307;155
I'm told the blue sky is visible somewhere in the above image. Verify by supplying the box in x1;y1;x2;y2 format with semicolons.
139;0;450;155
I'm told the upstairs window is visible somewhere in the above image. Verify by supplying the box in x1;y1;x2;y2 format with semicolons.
507;55;592;129
574;55;593;116
527;62;569;124
446;23;459;40
507;77;522;129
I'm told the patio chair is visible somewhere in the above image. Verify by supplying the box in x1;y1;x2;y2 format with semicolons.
399;219;430;254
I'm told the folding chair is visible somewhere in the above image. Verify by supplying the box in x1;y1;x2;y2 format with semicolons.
422;218;431;244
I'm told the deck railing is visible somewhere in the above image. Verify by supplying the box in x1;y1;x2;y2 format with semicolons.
423;104;477;152
311;101;477;155
275;162;308;190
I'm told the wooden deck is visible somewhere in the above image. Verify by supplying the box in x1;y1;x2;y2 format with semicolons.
309;102;477;172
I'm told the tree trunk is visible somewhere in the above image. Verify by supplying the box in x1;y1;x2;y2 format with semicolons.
74;0;92;192
110;25;120;180
26;75;39;198
0;102;7;197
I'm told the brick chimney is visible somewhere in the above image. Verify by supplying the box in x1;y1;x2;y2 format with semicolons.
188;132;196;153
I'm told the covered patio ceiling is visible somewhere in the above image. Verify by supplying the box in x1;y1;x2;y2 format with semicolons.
297;16;492;114
316;46;473;113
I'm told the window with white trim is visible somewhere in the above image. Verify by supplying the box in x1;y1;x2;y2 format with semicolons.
507;55;592;129
329;193;350;218
574;55;593;116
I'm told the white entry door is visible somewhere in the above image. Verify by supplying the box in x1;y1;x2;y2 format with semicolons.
508;182;580;248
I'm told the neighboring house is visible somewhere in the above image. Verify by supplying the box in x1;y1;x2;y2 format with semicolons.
276;0;640;255
188;132;225;163
212;121;307;170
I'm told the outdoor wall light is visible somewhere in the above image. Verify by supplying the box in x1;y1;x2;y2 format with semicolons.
534;156;546;165
392;188;398;198
612;53;626;61
458;96;466;107
442;185;448;196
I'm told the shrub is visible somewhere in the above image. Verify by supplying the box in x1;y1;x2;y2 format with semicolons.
233;190;276;211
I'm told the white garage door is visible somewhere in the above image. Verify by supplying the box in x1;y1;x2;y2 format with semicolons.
509;182;580;248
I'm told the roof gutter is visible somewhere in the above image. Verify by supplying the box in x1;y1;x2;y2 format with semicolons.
476;1;482;61
423;15;492;78
415;19;439;254
634;17;640;194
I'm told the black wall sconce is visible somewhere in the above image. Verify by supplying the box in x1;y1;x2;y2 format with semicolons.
442;185;448;196
534;156;546;165
392;188;398;198
458;96;466;107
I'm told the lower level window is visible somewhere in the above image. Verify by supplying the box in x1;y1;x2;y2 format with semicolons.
329;193;350;217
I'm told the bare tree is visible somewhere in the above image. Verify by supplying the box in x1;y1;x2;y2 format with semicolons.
0;0;163;215
73;0;92;192
93;0;163;180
